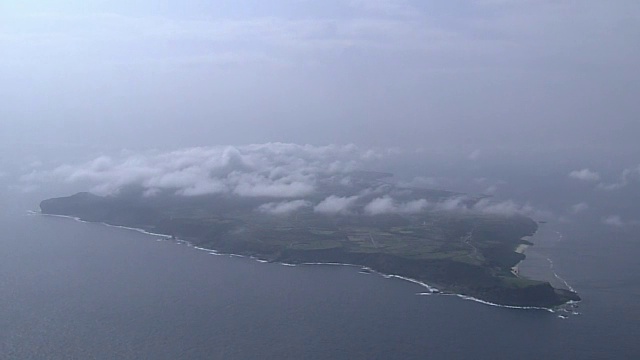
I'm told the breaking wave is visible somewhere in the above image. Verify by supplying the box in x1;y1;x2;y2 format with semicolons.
36;210;563;313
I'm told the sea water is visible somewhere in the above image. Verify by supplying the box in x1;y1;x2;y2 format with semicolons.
1;158;639;359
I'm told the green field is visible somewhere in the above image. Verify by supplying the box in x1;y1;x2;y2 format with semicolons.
40;183;580;307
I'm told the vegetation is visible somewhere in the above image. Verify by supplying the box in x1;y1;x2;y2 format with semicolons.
40;183;580;308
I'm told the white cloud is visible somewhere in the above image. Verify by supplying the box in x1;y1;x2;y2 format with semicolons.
602;215;640;227
314;195;359;215
22;142;551;221
232;173;315;198
597;182;623;191
178;180;228;197
603;215;625;227
434;196;468;212
21;143;384;197
622;165;640;183
364;196;396;215
398;199;429;213
258;200;311;215
598;164;640;191
570;202;589;214
472;198;534;216
569;168;601;182
364;196;429;215
428;196;545;218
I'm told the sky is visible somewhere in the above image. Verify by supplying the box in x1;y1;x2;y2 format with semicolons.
1;0;639;152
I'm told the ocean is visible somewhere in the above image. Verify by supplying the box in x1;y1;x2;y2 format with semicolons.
1;148;639;359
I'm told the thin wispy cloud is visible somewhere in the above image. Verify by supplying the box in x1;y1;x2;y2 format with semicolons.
569;169;601;182
570;202;589;214
0;8;459;68
602;214;640;227
598;165;640;191
258;200;311;215
603;215;625;227
2;0;638;149
468;149;482;161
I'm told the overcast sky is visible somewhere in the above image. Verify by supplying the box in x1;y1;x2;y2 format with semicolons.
1;0;639;152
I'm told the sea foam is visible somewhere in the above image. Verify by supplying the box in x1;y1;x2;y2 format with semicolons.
36;210;568;313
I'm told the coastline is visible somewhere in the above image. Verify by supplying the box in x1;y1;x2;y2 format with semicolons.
34;211;558;312
511;243;531;276
517;226;577;292
515;244;531;254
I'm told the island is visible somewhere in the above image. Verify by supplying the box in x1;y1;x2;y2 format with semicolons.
40;172;579;308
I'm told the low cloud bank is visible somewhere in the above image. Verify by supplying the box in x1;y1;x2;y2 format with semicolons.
22;143;542;218
362;195;538;218
21;143;375;197
364;197;430;215
314;195;359;215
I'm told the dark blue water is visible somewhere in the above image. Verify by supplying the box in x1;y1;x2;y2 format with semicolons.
2;159;640;359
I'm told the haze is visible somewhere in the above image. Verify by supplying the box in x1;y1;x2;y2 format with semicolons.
2;0;639;152
3;3;640;358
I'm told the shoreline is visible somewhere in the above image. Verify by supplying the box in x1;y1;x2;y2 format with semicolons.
515;244;531;254
517;226;577;292
511;243;531;276
33;211;559;312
